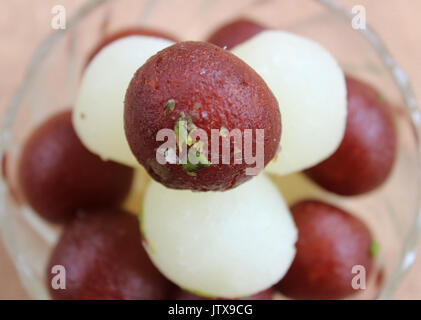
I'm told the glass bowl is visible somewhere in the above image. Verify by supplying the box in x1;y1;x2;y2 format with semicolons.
1;0;420;300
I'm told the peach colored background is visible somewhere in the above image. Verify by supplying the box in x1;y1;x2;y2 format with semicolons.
0;0;420;299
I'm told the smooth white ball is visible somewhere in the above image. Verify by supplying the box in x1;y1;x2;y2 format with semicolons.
232;30;347;175
73;36;174;167
142;174;297;298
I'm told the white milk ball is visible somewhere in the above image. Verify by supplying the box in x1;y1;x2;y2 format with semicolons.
141;174;297;298
232;30;347;175
73;36;174;167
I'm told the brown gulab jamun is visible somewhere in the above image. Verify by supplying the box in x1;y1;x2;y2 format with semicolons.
207;19;265;49
124;41;281;191
276;200;375;300
18;111;133;223
46;208;172;300
86;27;177;65
305;76;397;196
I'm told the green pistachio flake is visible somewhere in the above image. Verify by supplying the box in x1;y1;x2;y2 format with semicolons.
376;93;386;103
175;114;196;151
193;141;205;153
219;126;229;137
370;240;380;258
164;99;175;114
182;152;210;175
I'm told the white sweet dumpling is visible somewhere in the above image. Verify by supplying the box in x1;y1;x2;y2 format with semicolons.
141;174;297;298
232;30;347;175
73;36;174;167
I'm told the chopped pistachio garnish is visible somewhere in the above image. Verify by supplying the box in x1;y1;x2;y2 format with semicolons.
370;240;380;258
174;119;189;151
164;99;175;114
182;152;210;175
174;113;196;152
219;126;229;137
193;140;205;153
376;93;386;103
174;113;209;176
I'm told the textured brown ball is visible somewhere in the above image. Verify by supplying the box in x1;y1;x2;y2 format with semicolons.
276;200;375;300
124;41;281;191
305;76;397;195
207;19;265;49
47;209;172;300
18;111;133;223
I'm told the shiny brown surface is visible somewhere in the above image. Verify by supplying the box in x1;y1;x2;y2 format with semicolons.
0;0;420;299
277;200;374;299
305;76;397;196
19;111;133;223
125;41;281;191
47;209;172;300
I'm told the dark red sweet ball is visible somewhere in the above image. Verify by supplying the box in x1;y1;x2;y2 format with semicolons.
47;209;172;300
207;19;265;49
87;27;177;65
305;76;397;196
18;111;133;223
276;200;375;300
171;287;274;300
124;41;281;191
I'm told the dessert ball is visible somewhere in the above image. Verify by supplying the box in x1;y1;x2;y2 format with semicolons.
233;30;347;175
74;36;174;167
207;18;265;49
305;76;397;195
18;111;133;223
276;200;375;300
87;27;177;64
125;41;281;191
47;209;172;300
171;287;274;300
141;174;297;298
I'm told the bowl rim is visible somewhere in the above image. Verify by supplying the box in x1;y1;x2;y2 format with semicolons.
0;0;420;300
